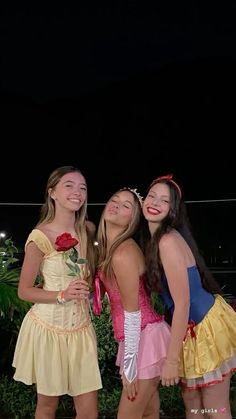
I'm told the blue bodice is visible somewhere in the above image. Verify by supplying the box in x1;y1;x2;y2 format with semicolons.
161;265;215;324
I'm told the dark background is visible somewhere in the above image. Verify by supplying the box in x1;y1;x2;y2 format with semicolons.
1;3;236;293
1;2;236;203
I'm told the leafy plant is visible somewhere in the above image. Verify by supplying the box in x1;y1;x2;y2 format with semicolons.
0;238;31;375
159;384;184;416
92;294;118;375
0;238;30;320
0;376;36;418
151;292;165;314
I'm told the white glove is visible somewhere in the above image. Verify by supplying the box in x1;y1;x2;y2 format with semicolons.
123;310;141;383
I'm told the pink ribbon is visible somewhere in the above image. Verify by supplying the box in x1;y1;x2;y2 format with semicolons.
93;273;102;315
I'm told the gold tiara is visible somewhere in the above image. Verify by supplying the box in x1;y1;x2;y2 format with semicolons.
120;187;143;205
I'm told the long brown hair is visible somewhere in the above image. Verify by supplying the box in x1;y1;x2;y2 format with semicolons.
142;178;222;295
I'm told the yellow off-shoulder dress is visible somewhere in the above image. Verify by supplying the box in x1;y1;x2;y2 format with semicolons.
13;229;102;396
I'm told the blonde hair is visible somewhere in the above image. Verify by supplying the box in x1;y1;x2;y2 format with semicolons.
97;188;142;279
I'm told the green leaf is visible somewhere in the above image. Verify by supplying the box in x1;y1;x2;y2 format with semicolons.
0;238;30;322
77;258;88;264
65;260;81;276
69;248;78;263
0;268;20;286
74;264;81;274
65;262;78;272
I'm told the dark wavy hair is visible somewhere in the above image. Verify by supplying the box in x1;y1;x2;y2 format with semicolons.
141;178;222;296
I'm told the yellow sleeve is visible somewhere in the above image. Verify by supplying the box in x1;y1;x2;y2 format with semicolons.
25;229;54;256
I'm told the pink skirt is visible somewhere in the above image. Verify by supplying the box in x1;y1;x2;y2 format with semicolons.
116;321;171;379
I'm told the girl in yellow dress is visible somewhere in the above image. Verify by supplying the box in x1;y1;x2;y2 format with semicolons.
13;166;102;419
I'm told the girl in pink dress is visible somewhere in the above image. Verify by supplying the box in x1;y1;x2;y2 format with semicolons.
94;187;170;419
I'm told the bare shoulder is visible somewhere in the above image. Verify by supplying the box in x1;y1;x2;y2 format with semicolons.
159;230;180;250
160;230;187;265
24;240;44;264
86;220;96;236
113;239;145;278
113;239;144;265
159;230;185;257
36;223;56;243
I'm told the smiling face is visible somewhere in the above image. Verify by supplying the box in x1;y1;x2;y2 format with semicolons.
50;172;87;212
143;182;171;233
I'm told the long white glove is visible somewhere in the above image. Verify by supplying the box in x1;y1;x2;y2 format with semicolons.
123;310;141;383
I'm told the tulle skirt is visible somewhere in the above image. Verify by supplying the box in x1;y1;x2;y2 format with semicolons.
116;320;171;379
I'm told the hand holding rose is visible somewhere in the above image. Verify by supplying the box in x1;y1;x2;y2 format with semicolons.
55;232;90;303
64;278;90;301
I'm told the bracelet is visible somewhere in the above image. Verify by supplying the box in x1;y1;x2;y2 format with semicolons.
56;290;67;304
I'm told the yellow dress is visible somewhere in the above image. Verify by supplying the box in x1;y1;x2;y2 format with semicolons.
180;295;236;388
13;229;102;396
162;266;236;388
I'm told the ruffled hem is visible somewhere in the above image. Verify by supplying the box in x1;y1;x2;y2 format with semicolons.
116;321;170;379
13;311;102;396
181;357;236;389
179;295;236;387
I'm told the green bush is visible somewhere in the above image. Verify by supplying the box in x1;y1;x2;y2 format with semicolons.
0;376;36;418
92;294;119;376
0;239;31;375
160;385;184;416
0;238;30;323
92;294;121;417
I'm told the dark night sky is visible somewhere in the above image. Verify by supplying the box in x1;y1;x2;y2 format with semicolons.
1;2;236;201
1;3;236;268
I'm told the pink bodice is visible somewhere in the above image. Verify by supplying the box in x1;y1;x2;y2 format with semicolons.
100;274;163;342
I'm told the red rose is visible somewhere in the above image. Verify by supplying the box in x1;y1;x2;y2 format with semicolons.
55;232;78;251
55;233;87;277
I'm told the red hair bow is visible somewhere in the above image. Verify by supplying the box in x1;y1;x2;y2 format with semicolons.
151;174;182;198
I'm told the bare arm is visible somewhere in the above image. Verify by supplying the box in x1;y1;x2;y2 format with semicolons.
113;240;144;312
112;240;144;399
86;220;96;238
18;241;89;304
160;233;190;385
